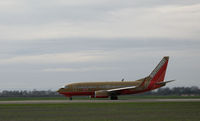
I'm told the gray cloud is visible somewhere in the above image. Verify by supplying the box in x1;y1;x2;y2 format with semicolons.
1;0;200;40
1;38;199;57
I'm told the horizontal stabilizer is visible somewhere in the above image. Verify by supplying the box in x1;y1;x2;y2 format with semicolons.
155;80;175;85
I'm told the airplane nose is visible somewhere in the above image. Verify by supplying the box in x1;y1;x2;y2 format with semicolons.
57;88;64;93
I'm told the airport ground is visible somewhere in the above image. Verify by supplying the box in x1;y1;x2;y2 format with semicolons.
0;101;200;121
0;95;200;101
0;96;200;121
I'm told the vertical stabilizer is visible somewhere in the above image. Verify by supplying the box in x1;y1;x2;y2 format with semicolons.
147;56;169;89
150;56;169;81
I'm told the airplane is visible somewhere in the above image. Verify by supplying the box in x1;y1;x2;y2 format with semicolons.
57;56;174;100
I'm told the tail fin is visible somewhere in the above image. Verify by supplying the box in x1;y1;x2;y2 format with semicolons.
150;56;169;81
147;56;169;88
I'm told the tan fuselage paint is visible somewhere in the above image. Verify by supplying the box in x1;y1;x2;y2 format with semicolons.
58;78;144;93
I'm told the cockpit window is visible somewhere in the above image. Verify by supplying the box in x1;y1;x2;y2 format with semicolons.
64;85;68;88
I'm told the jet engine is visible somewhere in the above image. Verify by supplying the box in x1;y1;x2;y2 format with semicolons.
95;90;109;98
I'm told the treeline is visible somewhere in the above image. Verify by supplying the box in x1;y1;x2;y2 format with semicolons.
0;90;61;97
0;86;200;97
139;86;200;96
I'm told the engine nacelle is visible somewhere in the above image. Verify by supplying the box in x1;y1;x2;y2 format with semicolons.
95;90;109;98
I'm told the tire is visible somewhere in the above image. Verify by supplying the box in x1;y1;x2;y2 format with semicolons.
110;95;118;100
69;97;72;100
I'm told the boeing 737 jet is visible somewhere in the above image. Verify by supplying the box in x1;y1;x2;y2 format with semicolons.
58;56;174;100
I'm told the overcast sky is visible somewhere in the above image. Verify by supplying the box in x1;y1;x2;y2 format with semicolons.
0;0;200;90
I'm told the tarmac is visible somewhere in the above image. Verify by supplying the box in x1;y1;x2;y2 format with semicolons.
0;99;200;104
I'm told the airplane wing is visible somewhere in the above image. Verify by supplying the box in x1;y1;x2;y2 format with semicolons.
107;80;175;94
107;86;137;92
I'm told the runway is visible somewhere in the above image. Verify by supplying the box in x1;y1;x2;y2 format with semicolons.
0;99;200;104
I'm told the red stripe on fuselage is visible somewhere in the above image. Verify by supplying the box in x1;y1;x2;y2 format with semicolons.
60;91;94;97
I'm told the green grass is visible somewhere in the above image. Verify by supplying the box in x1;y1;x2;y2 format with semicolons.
0;102;200;121
0;95;199;101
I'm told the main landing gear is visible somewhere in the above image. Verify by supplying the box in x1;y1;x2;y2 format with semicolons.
110;95;118;100
69;97;72;100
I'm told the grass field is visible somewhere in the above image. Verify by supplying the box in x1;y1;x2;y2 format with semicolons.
0;95;200;101
0;102;200;121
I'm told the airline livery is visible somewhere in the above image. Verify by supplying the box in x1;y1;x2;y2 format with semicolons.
57;56;174;100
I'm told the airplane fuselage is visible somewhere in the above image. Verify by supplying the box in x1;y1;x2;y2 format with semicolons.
58;79;142;97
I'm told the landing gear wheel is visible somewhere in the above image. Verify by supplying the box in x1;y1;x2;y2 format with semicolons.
110;95;118;100
69;97;72;100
